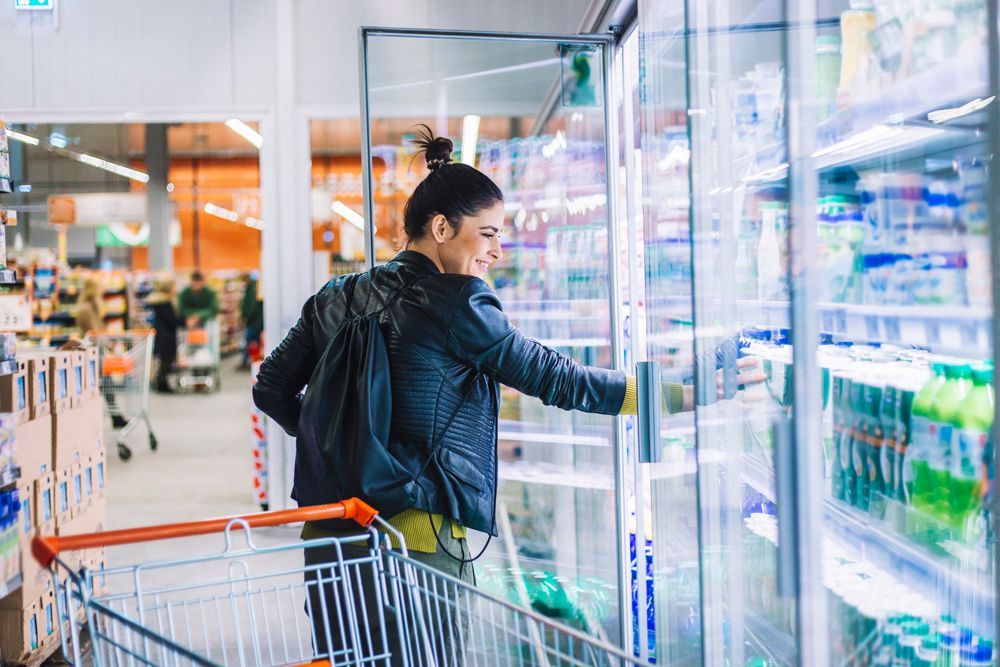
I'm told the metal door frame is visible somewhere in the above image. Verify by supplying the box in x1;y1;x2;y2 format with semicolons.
357;25;632;651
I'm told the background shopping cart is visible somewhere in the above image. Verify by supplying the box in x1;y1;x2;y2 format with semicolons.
33;499;648;667
175;319;222;393
92;330;157;462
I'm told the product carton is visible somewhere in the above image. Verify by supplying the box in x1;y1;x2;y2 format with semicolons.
52;397;103;471
25;356;50;420
69;352;86;407
70;462;84;518
0;595;45;661
34;473;55;536
47;352;72;414
55;467;72;525
14;414;52;482
15;479;33;542
0;360;30;425
83;449;107;505
84;348;99;399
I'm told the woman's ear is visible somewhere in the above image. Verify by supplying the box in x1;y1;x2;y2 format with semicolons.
430;214;450;243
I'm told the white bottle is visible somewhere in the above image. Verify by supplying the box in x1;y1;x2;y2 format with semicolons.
757;203;783;301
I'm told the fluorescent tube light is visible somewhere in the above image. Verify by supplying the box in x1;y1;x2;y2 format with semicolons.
5;129;39;146
75;153;150;183
928;96;995;124
461;115;480;167
225;119;263;149
245;217;265;230
331;201;364;231
49;133;68;149
204;203;240;222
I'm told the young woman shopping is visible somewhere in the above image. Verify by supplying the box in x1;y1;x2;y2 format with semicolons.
253;127;764;662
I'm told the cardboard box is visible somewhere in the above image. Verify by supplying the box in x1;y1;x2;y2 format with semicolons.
52;397;103;472
26;356;51;420
0;360;29;425
47;353;72;414
70;351;86;407
34;473;55;536
0;596;43;661
84;348;99;400
55;467;72;525
83;449;107;505
15;480;33;542
14;414;52;482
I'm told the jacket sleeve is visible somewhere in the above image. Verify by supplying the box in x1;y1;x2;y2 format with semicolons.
448;279;626;415
252;294;319;435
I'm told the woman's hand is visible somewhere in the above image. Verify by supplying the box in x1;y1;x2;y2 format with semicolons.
714;356;767;402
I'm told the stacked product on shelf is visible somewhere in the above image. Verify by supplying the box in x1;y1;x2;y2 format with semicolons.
0;347;106;663
250;362;268;511
127;272;155;329
101;273;129;333
211;273;246;357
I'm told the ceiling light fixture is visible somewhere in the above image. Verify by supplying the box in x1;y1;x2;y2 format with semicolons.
75;153;150;183
225;119;263;149
5;129;40;146
461;115;480;167
331;201;364;231
204;203;240;222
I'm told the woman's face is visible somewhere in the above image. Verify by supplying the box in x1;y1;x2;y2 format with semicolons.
435;201;505;279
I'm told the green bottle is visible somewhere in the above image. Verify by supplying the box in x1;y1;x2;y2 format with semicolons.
929;364;972;523
864;381;886;510
909;364;947;516
833;374;850;502
951;364;993;537
848;377;867;507
880;383;899;504
896;388;915;502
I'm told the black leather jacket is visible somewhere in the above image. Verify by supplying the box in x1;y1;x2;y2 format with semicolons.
253;250;626;535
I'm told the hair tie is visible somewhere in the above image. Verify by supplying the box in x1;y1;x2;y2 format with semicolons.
427;157;452;171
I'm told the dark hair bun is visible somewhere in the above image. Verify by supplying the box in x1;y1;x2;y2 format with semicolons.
411;124;453;171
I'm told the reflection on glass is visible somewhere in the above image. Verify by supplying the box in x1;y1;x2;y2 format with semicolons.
808;2;996;665
362;34;622;644
682;2;799;666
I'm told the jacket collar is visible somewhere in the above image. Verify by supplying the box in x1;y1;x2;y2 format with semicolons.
392;249;442;276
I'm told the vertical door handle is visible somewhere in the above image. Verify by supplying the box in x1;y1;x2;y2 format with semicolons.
774;414;799;598
636;361;662;464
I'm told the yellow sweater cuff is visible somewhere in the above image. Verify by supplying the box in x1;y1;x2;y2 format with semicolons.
620;376;638;415
301;509;466;554
619;376;686;415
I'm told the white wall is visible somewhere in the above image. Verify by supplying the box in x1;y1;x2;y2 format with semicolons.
1;0;592;115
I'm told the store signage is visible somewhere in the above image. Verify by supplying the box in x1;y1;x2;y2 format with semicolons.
95;221;181;248
15;0;54;10
48;193;146;226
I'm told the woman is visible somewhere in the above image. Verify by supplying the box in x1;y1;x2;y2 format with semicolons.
147;278;179;393
253;128;762;662
75;277;104;336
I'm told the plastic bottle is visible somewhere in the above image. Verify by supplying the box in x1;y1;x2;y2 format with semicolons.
908;363;948;541
879;382;898;504
895;384;916;502
951;364;993;537
838;0;878;101
856;379;883;511
929;363;972;523
757;202;784;301
833;372;851;501
816;35;842;120
847;376;866;506
959;640;994;667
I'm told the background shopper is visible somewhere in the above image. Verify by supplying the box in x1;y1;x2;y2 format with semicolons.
148;278;179;393
240;272;263;368
75;277;104;336
178;271;219;328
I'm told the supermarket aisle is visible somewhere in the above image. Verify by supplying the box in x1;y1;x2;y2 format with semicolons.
106;356;258;530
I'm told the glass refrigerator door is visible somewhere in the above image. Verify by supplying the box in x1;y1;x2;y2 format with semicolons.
359;30;629;646
793;1;998;664
638;0;803;664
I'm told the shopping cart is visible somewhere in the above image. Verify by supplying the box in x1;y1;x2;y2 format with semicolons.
93;330;158;462
176;319;222;392
32;499;647;667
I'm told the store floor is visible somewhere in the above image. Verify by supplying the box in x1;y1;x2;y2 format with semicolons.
97;357;311;662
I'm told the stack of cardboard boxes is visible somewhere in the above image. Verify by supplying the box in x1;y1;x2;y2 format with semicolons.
0;348;107;663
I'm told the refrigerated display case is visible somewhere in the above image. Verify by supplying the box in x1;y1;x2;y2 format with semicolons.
635;0;998;665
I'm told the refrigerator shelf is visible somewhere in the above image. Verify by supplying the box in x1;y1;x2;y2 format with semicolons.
740;453;994;636
498;461;612;490
737;300;991;357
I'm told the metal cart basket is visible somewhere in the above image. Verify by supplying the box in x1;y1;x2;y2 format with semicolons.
175;319;222;392
33;499;647;667
92;330;157;462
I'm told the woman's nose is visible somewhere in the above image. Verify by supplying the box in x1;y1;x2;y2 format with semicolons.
491;237;503;260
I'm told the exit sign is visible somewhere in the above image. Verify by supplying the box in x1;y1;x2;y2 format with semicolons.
15;0;54;9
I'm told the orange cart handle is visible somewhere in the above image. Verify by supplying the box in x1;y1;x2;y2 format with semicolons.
32;499;378;568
